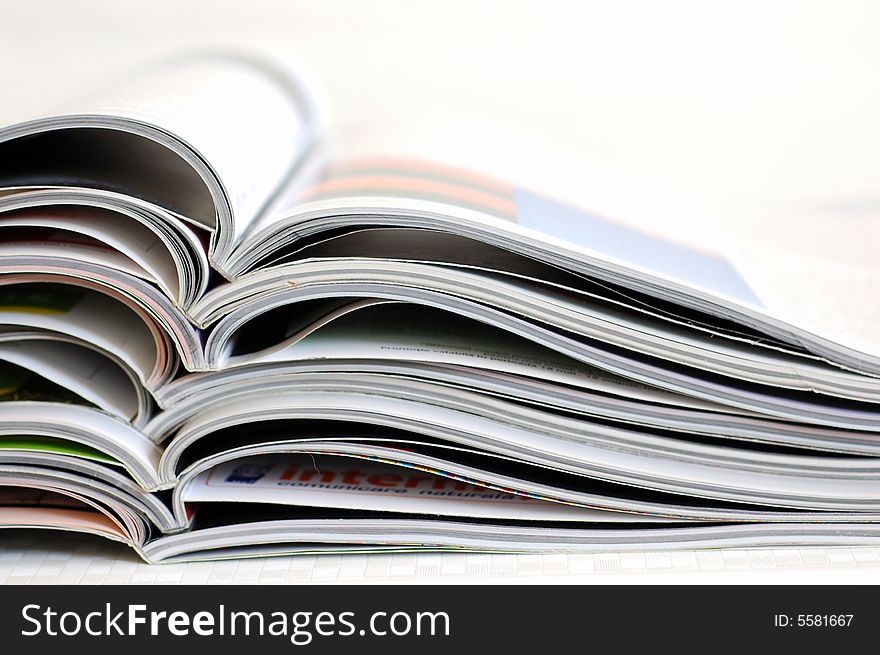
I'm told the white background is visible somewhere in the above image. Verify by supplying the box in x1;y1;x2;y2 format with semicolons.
2;0;879;583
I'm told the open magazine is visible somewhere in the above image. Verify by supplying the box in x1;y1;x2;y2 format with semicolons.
0;53;878;563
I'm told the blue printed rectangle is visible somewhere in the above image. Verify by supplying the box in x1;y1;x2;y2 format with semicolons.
515;189;762;307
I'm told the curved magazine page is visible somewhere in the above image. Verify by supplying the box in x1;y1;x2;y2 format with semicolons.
171;441;880;525
160;392;880;511
0;403;163;491
0;280;177;388
235;157;880;377
0;266;202;377
202;285;880;403
198;281;880;431
0;329;151;426
149;365;880;457
0;451;175;529
0;491;130;543
0;465;160;542
211;300;732;409
183;454;681;523
0;481;140;545
0;204;184;307
0;436;118;466
0;52;318;271
0;342;141;424
248;226;810;359
142;517;880;564
0;187;211;309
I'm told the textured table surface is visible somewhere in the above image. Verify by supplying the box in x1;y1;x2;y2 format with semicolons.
2;532;880;584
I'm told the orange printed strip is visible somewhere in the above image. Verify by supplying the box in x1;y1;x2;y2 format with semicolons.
300;175;517;218
330;158;514;196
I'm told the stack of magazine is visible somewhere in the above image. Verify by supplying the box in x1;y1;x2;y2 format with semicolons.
1;53;878;563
